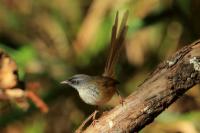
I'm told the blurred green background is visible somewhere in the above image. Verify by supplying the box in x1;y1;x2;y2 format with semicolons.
0;0;200;133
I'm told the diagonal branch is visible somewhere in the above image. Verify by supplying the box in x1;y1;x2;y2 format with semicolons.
81;40;200;132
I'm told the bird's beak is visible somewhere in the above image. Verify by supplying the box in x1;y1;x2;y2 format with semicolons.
60;80;70;84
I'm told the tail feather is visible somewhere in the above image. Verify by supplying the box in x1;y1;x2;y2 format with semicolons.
103;11;128;78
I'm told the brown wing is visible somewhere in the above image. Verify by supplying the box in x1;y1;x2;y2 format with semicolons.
102;11;128;78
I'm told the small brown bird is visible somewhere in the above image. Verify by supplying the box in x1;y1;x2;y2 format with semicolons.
61;11;128;106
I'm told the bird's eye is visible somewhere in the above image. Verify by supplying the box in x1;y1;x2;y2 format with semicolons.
72;80;77;84
69;79;79;85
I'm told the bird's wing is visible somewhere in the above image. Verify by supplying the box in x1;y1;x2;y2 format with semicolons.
103;11;128;78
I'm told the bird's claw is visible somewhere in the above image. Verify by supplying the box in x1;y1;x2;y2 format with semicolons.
119;95;125;106
91;119;99;126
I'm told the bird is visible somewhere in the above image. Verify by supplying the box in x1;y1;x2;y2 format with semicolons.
61;11;128;106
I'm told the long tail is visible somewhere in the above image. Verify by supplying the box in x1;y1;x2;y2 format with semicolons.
103;11;128;78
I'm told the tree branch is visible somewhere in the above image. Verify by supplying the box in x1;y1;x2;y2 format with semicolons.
81;40;200;132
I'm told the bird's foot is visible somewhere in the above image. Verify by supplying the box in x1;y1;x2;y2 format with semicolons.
119;96;125;106
116;88;125;106
91;119;99;126
75;110;99;133
120;97;125;106
91;110;99;126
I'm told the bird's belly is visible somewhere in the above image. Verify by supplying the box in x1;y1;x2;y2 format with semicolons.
78;87;101;105
78;86;115;105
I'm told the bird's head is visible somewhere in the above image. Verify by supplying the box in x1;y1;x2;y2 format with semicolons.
60;74;91;90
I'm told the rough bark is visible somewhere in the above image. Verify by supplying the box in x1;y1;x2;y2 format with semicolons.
81;40;200;133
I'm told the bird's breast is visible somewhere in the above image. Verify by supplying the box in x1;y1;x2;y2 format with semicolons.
77;83;115;105
78;84;100;105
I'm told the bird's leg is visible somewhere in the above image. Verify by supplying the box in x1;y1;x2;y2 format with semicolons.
116;88;124;106
91;110;99;126
75;110;99;133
